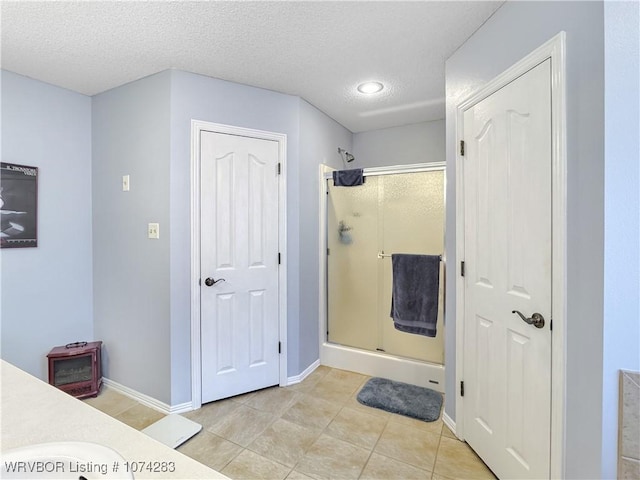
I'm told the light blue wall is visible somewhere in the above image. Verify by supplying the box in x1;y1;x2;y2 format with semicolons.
92;71;172;404
352;120;445;168
168;70;302;403
445;2;605;477
298;99;352;369
88;68;354;406
602;2;640;478
0;70;93;380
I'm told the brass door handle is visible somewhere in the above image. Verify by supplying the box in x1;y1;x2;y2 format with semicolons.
512;310;545;329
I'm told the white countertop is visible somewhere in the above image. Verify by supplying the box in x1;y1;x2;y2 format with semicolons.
0;360;228;479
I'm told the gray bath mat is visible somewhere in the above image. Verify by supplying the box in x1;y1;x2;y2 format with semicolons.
357;377;443;422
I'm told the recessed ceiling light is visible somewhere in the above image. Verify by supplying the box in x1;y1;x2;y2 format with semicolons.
357;81;384;94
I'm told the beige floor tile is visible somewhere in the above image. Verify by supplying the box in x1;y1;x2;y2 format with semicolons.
295;434;370;480
113;403;165;430
229;390;256;404
323;368;368;390
388;411;443;436
243;386;301;415
442;424;457;439
284;381;316;394
306;364;333;380
210;405;276;447
433;437;496;479
176;430;243;471
308;376;360;404
325;406;387;449
281;394;341;430
374;420;440;471
83;386;138;416
248;418;320;467
286;471;315;480
221;449;290;480
182;398;241;431
360;452;431;480
78;367;507;480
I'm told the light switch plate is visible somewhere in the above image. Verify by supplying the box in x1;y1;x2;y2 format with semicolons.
122;175;130;191
148;223;159;239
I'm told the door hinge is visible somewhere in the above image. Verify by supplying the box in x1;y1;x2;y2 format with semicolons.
461;261;465;277
550;318;553;331
278;341;281;354
277;163;281;175
460;140;465;156
460;381;465;397
278;252;281;265
327;248;330;255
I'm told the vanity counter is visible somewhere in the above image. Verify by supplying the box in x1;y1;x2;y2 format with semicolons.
0;360;228;479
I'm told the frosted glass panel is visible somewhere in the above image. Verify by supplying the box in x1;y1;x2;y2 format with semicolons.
327;176;379;351
327;169;445;365
380;171;445;363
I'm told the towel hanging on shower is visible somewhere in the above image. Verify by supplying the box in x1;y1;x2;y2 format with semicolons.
333;168;364;187
390;254;440;337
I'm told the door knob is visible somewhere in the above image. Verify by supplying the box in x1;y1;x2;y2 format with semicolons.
204;277;225;287
512;310;545;329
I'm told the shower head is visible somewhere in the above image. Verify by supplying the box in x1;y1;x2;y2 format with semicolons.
338;147;355;164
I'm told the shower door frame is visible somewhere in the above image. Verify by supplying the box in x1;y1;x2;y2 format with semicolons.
318;162;447;390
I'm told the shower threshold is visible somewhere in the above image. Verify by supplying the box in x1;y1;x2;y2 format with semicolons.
320;341;445;393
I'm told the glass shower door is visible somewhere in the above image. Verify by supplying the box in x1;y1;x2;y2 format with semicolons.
327;169;445;365
327;175;380;352
378;171;444;363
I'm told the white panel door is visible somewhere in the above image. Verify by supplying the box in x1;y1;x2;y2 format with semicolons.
200;131;280;403
463;59;552;479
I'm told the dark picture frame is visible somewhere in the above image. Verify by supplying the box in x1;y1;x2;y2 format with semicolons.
1;162;38;248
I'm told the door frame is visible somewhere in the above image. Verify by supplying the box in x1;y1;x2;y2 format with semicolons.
190;120;288;409
455;32;566;478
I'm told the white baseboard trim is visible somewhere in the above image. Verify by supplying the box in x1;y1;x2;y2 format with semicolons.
102;378;192;415
442;411;457;438
286;359;320;385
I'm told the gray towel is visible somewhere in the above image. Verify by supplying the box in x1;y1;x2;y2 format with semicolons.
390;254;440;337
333;168;364;186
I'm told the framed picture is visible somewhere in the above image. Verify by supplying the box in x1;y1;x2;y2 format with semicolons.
1;162;38;248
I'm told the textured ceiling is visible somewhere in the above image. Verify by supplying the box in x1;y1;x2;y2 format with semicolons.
1;1;503;132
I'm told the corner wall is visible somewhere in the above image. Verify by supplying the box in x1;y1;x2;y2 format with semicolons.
0;70;94;380
92;71;172;404
298;99;352;369
445;2;605;477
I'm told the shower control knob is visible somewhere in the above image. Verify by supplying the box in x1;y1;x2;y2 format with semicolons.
204;277;225;287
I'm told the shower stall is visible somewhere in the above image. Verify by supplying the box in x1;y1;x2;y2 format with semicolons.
320;163;446;391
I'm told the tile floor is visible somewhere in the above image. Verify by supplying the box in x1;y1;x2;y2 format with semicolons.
84;366;496;480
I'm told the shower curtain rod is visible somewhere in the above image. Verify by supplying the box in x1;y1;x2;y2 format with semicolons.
323;162;445;180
